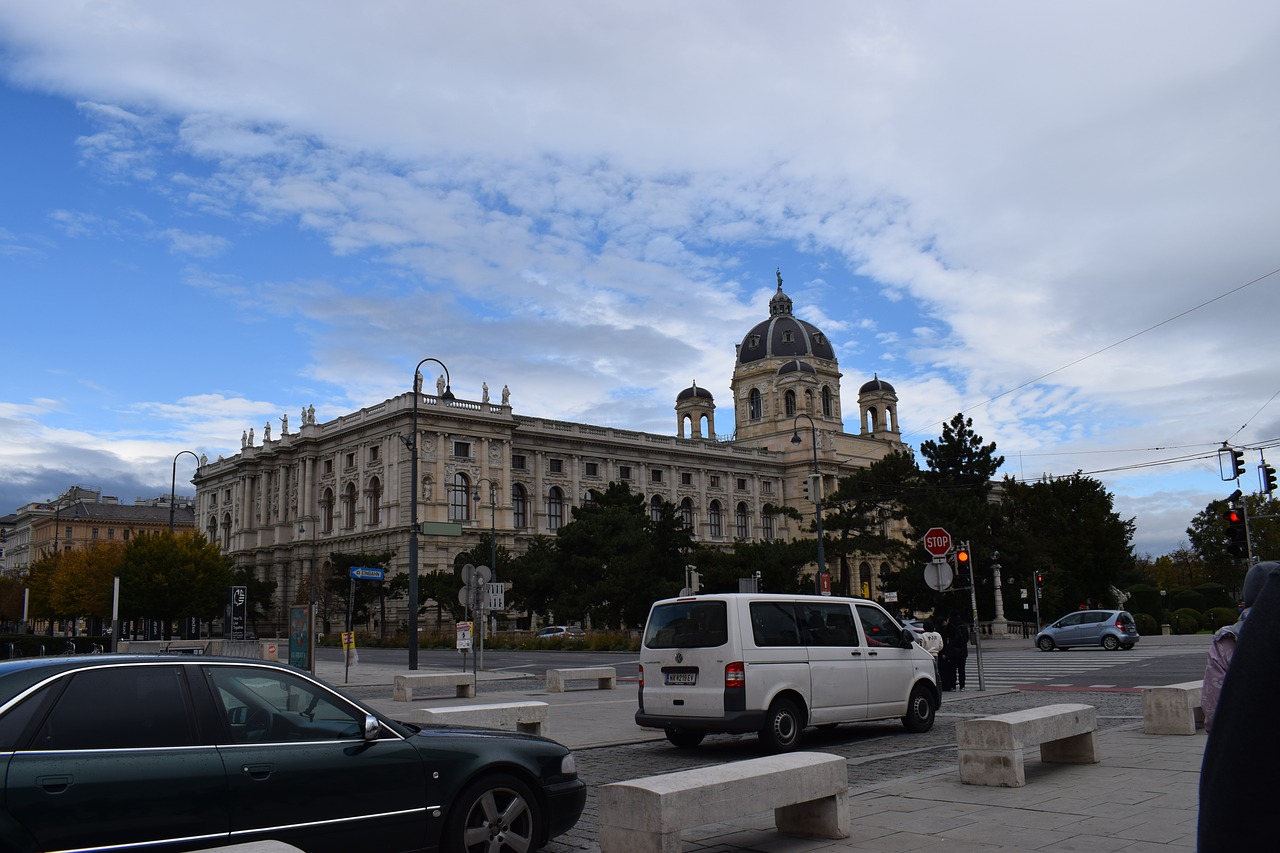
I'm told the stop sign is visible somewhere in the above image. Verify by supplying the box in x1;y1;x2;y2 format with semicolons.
923;527;952;557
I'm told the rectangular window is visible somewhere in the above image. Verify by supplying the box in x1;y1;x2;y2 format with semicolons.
107;529;115;540
323;460;333;475
453;441;471;459
680;472;693;486
749;601;801;647
709;475;720;489
512;454;527;470
651;469;663;483
585;462;598;477
549;458;563;474
91;528;99;540
369;445;380;462
123;530;131;541
762;481;774;494
737;478;748;491
345;453;355;469
619;465;632;480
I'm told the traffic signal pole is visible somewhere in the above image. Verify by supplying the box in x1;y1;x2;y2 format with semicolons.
961;540;985;692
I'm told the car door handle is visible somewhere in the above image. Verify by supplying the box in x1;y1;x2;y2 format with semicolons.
37;775;73;793
867;651;879;656
849;651;862;656
242;763;275;780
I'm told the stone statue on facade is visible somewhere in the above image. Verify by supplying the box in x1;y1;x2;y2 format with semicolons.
242;430;248;448
437;374;446;396
263;421;271;442
502;384;510;406
248;427;254;446
482;382;490;403
280;413;288;435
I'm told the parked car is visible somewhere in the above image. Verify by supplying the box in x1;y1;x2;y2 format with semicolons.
0;655;585;853
636;593;940;752
536;626;585;639
898;617;927;640
1035;609;1140;651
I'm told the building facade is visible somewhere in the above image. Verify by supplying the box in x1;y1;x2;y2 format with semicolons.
2;487;196;578
193;275;912;630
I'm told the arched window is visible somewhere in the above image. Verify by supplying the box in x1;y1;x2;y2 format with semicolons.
822;386;833;417
709;500;722;538
762;507;775;541
220;512;232;551
366;476;382;525
321;487;334;533
679;497;694;530
650;495;664;523
804;389;814;414
206;515;217;543
548;486;564;531
512;483;527;529
450;473;471;522
785;389;796;416
748;388;762;420
342;483;356;528
735;502;749;539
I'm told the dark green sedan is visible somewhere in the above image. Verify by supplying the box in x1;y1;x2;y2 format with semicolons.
0;655;585;852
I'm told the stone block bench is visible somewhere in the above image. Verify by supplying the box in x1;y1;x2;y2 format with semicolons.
597;752;848;853
1142;680;1204;735
406;701;550;737
545;665;617;692
392;671;477;701
957;703;1099;787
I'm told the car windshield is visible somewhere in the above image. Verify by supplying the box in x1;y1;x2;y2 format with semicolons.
643;601;728;649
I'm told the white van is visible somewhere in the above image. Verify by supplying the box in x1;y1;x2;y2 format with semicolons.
635;593;940;751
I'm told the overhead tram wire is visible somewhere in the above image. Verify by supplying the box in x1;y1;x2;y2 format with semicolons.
900;265;1280;442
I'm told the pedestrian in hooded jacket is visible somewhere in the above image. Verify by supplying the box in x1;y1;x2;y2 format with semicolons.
1201;561;1280;732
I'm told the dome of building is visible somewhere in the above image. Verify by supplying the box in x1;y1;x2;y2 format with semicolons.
859;374;896;394
736;271;836;365
677;381;714;401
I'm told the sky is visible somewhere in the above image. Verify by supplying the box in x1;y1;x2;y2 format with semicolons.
2;2;1279;558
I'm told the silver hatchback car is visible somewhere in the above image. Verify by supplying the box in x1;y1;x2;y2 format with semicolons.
1035;609;1140;651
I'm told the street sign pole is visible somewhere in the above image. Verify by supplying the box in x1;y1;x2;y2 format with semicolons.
962;540;985;692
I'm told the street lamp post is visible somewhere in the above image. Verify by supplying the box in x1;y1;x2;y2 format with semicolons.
298;518;319;674
473;478;499;670
790;414;827;595
170;450;201;532
408;358;453;670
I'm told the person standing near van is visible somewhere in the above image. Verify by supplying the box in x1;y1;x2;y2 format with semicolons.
941;611;970;691
1202;561;1280;731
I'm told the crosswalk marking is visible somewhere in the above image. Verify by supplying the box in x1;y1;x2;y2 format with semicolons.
963;647;1159;689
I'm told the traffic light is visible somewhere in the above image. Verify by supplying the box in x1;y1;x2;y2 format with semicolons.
1220;445;1246;480
953;544;971;586
1263;464;1277;495
1231;448;1246;479
806;473;821;504
1224;508;1248;558
1035;571;1045;593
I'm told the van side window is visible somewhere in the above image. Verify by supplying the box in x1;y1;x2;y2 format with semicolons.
800;603;858;646
855;604;903;648
749;602;802;647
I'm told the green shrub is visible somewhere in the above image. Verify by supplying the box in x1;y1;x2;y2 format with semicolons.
1169;589;1206;613
1169;608;1202;635
1200;607;1240;632
1194;583;1233;610
1133;613;1160;636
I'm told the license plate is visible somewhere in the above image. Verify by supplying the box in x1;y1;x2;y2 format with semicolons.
665;672;696;685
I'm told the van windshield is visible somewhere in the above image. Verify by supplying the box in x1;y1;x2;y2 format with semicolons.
643;601;728;649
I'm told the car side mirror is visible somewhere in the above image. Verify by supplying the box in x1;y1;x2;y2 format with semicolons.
363;714;380;741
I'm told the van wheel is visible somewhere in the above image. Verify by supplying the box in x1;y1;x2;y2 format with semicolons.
901;684;935;733
664;728;705;749
759;699;803;752
1037;637;1055;652
1102;635;1120;651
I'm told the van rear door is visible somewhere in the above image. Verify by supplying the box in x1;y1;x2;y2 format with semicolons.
639;599;730;719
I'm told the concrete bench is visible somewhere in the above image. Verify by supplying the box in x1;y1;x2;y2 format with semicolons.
598;752;848;853
1142;680;1204;735
392;671;476;701
957;703;1099;787
406;701;550;737
545;665;616;692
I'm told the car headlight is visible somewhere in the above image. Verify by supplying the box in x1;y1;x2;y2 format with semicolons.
560;754;577;777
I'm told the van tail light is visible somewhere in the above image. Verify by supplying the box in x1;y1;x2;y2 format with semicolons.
638;664;644;688
725;661;745;689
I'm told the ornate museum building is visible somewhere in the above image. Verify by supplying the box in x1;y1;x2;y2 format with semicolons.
193;274;910;631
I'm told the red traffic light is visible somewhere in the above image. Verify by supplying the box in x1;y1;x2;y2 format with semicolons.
1224;508;1243;525
955;548;970;564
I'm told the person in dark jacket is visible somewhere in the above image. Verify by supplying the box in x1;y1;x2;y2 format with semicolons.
940;611;969;691
1198;563;1280;850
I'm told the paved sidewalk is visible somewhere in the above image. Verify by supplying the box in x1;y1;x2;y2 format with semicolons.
309;653;1204;852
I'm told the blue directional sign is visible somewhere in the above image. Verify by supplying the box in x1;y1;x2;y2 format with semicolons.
349;566;385;581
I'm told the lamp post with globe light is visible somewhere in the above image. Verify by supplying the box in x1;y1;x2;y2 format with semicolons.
169;450;201;532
